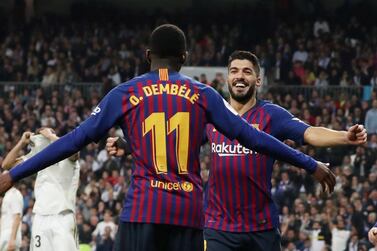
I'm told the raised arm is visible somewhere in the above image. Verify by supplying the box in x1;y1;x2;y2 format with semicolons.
304;125;367;147
2;132;33;170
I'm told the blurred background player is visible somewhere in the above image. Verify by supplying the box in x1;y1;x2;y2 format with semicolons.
0;177;23;251
0;24;335;251
2;128;80;251
203;51;367;251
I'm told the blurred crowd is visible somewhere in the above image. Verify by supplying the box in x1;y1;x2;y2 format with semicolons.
1;16;377;88
0;12;377;251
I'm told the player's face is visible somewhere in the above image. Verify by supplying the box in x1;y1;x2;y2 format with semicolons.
227;59;261;103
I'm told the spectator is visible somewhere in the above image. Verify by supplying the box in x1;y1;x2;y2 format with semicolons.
41;66;58;87
292;42;308;64
365;100;377;134
313;17;330;37
96;226;114;251
92;211;117;242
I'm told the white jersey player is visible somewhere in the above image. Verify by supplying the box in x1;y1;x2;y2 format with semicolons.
0;184;23;251
2;128;80;251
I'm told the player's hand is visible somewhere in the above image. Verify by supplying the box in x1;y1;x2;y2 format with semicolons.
0;172;13;197
312;162;336;194
6;238;16;251
369;227;377;245
347;124;367;145
106;137;125;157
20;131;33;146
39;127;58;141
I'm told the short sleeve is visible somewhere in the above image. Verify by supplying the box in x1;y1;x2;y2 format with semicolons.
269;105;310;144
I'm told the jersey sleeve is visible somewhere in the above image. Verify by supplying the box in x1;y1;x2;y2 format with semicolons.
269;105;310;144
9;88;125;182
202;87;317;173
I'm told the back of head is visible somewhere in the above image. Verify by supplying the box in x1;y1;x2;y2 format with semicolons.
149;24;187;59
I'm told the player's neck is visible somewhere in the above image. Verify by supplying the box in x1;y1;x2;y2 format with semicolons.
230;97;257;116
151;60;181;72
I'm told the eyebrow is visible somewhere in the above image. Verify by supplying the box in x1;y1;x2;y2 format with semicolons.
229;67;253;71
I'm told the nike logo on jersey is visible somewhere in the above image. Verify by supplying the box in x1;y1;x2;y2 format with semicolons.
91;106;101;115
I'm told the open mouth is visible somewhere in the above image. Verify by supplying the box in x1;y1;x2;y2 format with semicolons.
233;81;248;89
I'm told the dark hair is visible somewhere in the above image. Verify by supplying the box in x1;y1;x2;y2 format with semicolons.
149;24;187;58
228;50;261;76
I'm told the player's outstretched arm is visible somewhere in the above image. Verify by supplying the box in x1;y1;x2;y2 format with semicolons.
304;124;367;147
0;127;93;194
0;88;124;195
203;87;335;193
2;132;33;170
369;223;377;245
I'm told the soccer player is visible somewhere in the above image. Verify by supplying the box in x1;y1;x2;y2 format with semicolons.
0;24;335;251
2;128;80;251
0;179;23;251
203;51;366;251
369;223;377;245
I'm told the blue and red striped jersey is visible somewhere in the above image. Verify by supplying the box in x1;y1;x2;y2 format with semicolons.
205;100;310;232
10;70;318;229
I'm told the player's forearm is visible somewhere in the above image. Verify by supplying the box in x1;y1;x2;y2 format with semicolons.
9;127;92;182
2;142;25;170
10;214;21;242
237;122;317;173
304;127;348;147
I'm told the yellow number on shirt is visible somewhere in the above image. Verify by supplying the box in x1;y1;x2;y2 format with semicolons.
142;112;190;174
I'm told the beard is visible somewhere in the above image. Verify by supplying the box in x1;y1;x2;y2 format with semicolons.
227;80;255;104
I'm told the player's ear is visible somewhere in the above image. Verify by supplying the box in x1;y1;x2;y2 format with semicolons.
145;49;151;64
255;76;262;87
181;51;188;64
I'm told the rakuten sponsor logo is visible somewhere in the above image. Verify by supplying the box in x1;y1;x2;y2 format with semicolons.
211;142;257;156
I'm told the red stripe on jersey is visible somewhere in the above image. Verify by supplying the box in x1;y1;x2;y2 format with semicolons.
213;132;224;230
250;110;259;230
233;144;242;231
137;82;150;222
243;110;254;229
256;108;265;229
264;113;273;230
129;83;144;221
165;81;175;225
192;83;202;226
